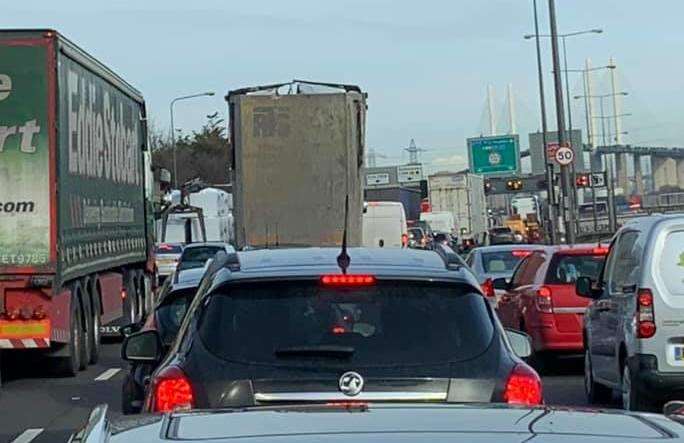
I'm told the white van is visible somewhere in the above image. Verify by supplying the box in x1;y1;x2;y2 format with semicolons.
362;201;408;248
420;211;456;234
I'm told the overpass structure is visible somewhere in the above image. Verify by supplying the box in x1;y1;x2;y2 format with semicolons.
521;143;684;193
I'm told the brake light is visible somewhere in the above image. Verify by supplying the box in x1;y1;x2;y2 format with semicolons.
321;275;376;286
592;247;609;255
504;363;543;405
512;250;533;258
535;286;553;313
481;278;495;298
332;326;347;334
152;366;194;413
637;288;656;339
157;243;176;252
401;233;409;247
121;289;127;300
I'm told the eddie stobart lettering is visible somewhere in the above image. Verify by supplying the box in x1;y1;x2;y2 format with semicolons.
0;74;42;154
68;68;140;185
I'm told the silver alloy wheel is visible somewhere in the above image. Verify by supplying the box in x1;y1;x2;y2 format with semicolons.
622;364;632;410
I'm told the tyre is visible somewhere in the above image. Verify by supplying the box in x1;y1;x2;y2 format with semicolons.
123;274;138;325
121;370;143;414
585;349;612;404
54;295;84;376
87;285;102;365
622;362;656;412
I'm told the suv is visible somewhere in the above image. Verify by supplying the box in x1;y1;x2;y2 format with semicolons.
578;215;684;411
122;246;540;413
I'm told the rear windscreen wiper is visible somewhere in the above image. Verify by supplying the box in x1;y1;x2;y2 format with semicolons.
274;345;355;359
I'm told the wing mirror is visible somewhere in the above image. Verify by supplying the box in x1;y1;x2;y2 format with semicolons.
119;322;142;338
121;330;162;363
492;277;510;291
505;328;532;358
576;276;602;299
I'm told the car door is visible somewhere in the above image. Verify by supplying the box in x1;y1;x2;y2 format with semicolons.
498;256;534;328
593;230;641;383
514;252;548;329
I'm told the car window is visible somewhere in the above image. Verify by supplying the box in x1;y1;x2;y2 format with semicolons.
510;253;543;287
659;230;684;296
197;281;494;367
546;254;606;284
481;251;528;274
179;246;223;270
157;288;198;345
607;231;641;294
509;256;531;288
156;243;183;254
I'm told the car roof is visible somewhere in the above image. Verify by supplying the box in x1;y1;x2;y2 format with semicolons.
208;247;478;288
183;242;234;250
108;403;682;441
171;267;206;288
471;244;542;254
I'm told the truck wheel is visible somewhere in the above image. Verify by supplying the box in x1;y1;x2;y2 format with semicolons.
55;297;84;376
87;286;102;365
123;275;138;324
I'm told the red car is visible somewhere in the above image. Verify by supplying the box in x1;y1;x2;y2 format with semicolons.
493;244;608;368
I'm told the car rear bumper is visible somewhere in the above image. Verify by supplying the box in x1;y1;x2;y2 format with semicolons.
630;354;684;402
527;317;583;353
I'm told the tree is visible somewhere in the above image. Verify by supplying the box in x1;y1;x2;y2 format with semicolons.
152;116;231;186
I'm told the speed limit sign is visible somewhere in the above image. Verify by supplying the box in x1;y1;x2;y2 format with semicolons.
554;146;574;166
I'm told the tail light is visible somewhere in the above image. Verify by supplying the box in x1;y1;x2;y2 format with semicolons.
32;306;47;320
401;233;409;247
512;250;533;258
637;288;656;338
504;363;543;405
151;366;195;413
592;247;609;255
535;286;553;313
121;289;127;300
321;275;376;286
481;278;495;298
5;308;20;321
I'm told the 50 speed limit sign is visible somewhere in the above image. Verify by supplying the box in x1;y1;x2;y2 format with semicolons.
554;146;574;166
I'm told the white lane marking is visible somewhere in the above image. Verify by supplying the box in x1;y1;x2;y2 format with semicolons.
95;368;122;381
21;339;37;348
11;428;43;443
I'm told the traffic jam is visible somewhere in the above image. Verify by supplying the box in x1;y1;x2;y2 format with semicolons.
1;6;684;443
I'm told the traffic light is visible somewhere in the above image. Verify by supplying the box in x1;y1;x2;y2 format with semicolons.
484;180;493;195
506;178;523;191
575;173;590;188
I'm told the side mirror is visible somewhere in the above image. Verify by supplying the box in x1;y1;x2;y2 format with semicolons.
492;277;509;291
119;322;142;338
505;328;532;358
122;330;162;363
576;276;601;299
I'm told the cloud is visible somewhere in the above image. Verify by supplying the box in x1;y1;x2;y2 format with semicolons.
429;154;467;168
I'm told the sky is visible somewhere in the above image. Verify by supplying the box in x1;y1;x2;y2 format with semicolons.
4;0;684;173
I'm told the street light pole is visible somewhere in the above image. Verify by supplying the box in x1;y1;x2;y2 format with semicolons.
548;0;575;244
531;0;557;244
597;97;617;233
170;91;216;187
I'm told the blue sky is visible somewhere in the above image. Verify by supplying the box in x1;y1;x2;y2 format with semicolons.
4;0;683;172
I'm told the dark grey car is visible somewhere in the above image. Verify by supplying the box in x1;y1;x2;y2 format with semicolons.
122;246;540;413
71;403;684;442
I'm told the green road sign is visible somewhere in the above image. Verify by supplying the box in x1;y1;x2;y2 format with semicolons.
467;135;520;177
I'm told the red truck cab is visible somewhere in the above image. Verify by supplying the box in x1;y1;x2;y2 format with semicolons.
495;244;608;367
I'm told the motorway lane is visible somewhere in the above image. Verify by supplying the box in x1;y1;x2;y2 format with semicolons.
0;344;616;442
0;341;126;443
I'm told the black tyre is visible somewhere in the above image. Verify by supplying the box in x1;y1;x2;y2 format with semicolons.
87;285;102;365
121;371;143;414
54;295;84;376
585;349;612;404
123;274;138;324
622;362;656;411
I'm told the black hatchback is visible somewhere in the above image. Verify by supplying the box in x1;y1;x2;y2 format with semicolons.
122;246;541;413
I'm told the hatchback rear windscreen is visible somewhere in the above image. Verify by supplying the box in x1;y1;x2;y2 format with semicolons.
546;254;605;284
179;246;223;270
482;251;525;273
156;243;183;254
198;281;493;367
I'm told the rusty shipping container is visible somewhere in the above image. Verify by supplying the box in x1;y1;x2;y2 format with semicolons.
227;81;366;248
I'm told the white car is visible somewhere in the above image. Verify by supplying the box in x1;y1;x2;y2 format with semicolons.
154;243;184;282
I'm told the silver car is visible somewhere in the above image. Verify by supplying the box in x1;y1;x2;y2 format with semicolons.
578;214;684;411
155;243;184;282
70;402;684;442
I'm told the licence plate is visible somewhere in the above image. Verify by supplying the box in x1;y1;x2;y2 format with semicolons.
668;344;684;366
0;319;50;339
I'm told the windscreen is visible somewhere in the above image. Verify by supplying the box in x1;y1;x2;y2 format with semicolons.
546;254;605;284
482;251;524;273
179;246;223;270
198;281;493;367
